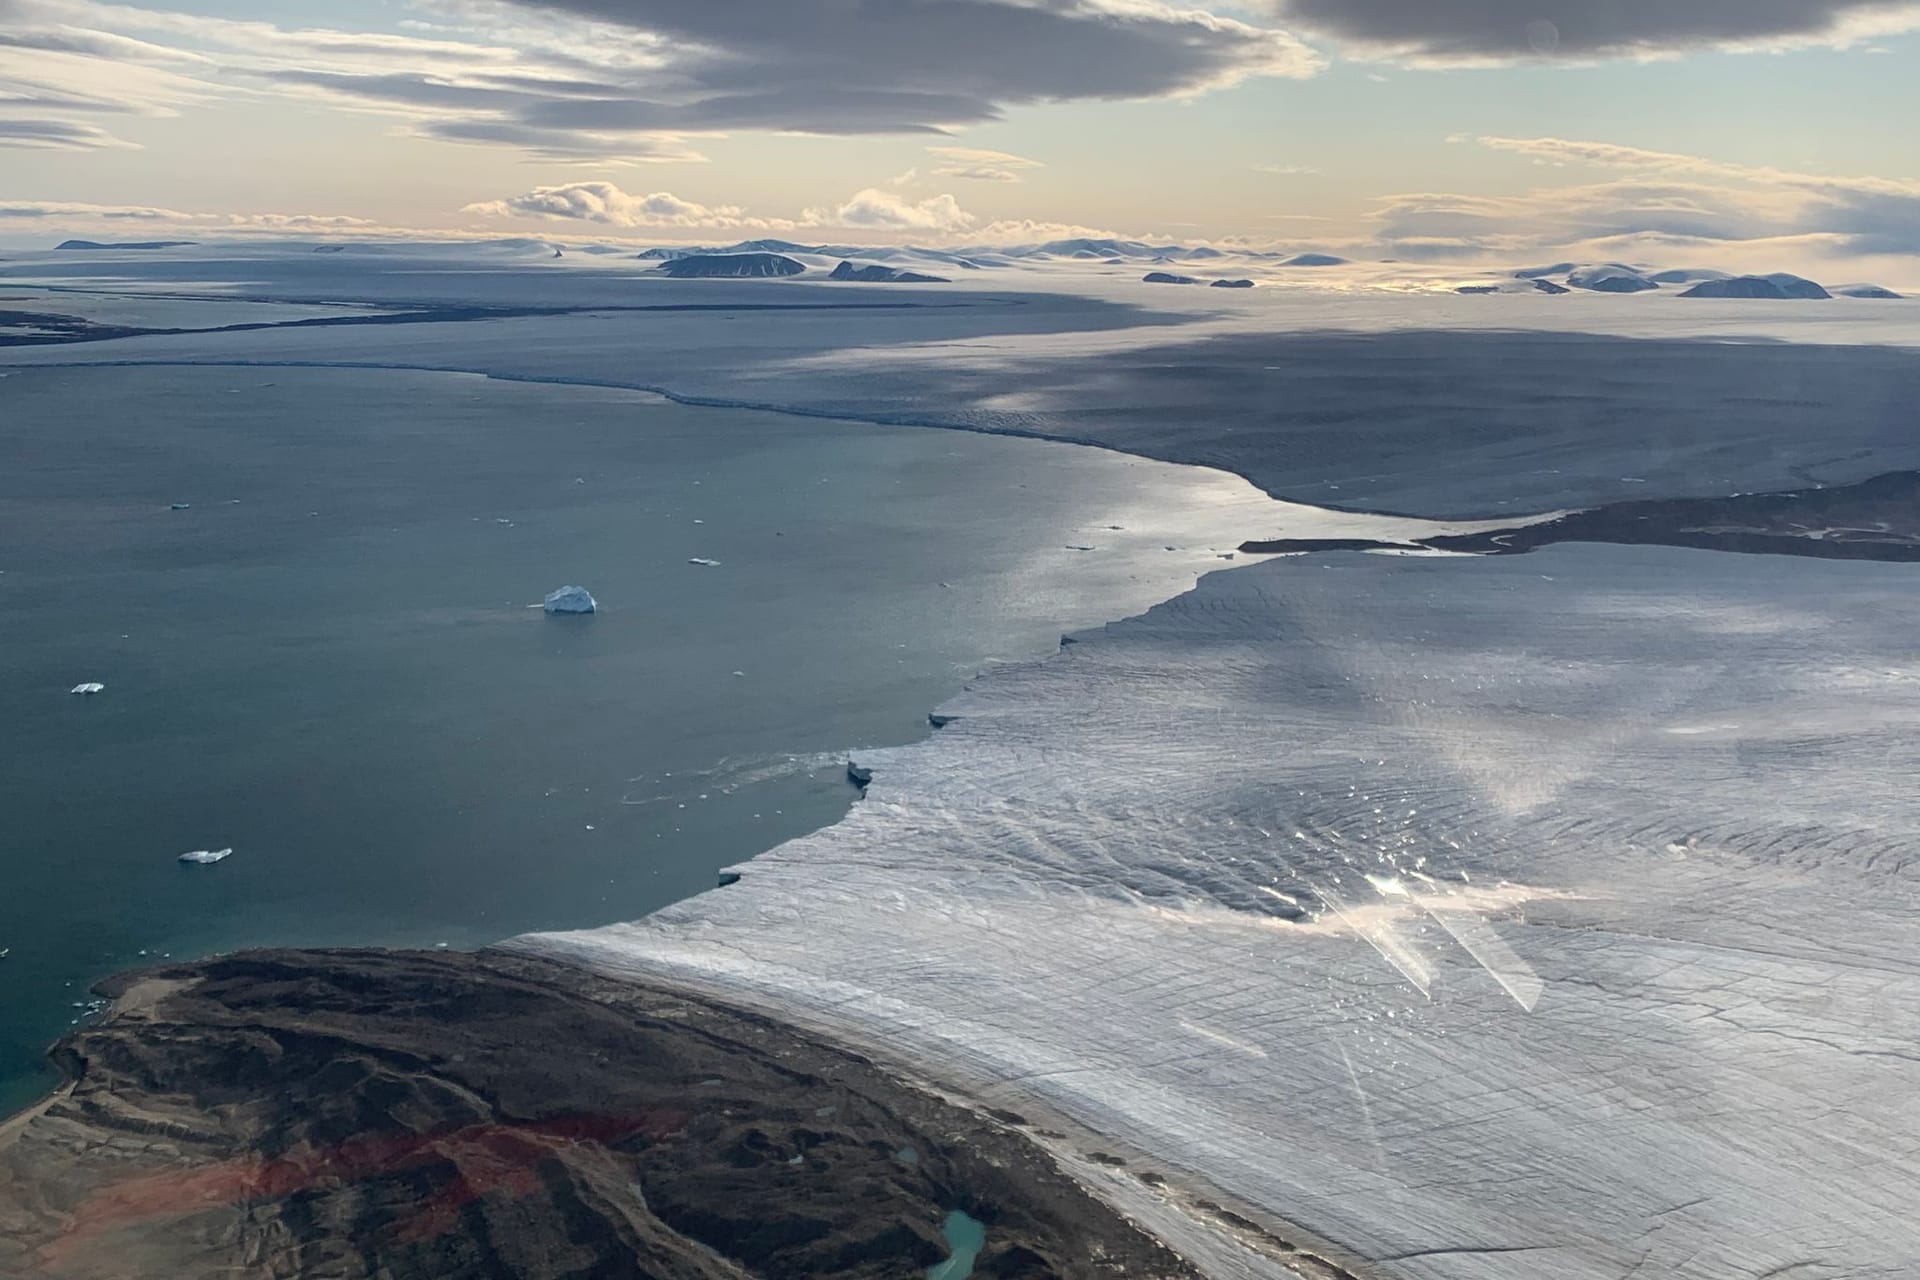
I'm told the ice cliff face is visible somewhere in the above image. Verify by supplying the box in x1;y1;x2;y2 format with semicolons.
525;545;1920;1279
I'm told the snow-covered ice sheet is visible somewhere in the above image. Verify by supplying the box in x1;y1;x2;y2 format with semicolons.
524;545;1920;1279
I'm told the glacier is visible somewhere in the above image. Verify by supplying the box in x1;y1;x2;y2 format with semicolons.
524;544;1920;1278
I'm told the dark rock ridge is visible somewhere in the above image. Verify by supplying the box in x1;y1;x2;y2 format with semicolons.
0;949;1202;1280
1242;470;1920;563
54;240;195;251
1143;271;1200;285
1209;279;1255;289
1762;272;1832;299
1566;264;1659;293
828;261;950;284
1455;279;1569;296
654;253;806;279
1680;275;1832;299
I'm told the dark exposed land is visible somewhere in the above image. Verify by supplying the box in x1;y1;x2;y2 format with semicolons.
0;949;1201;1280
1243;470;1920;562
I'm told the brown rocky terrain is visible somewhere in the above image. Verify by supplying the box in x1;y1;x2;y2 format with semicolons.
0;949;1202;1280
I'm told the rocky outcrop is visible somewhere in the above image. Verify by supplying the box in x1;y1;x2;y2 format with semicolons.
0;950;1199;1280
1566;264;1659;293
654;253;806;279
1680;274;1832;299
828;262;950;284
1143;272;1200;285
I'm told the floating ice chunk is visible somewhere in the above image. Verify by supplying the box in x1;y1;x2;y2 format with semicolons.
70;682;105;695
688;557;722;567
177;847;232;865
169;503;190;511
543;585;597;615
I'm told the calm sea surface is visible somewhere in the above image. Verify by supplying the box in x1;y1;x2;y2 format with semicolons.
0;365;1281;1110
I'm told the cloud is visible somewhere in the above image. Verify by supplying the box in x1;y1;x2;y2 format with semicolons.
1475;135;1920;254
926;145;1044;183
0;116;135;148
1272;0;1920;64
0;199;380;230
0;0;1323;165
1365;135;1920;258
1253;163;1317;175
464;180;765;227
806;188;976;232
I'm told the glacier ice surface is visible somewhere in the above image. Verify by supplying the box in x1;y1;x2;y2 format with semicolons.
525;545;1920;1279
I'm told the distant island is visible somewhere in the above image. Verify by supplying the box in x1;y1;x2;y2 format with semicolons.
653;252;806;278
828;261;950;284
1143;271;1200;284
1680;275;1831;299
55;239;197;251
1567;263;1660;293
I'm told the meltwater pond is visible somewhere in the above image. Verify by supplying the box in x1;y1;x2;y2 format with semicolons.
0;364;1290;1110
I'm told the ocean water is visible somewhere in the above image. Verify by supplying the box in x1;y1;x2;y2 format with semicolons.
0;364;1288;1111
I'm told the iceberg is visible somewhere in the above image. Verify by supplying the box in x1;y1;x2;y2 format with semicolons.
69;682;105;695
542;585;597;614
177;848;232;865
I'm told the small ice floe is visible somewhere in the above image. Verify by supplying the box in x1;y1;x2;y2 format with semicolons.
178;847;233;865
543;585;597;615
1065;544;1095;552
688;557;721;567
169;502;191;511
70;682;105;695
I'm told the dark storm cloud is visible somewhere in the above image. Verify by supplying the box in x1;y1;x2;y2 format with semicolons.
475;0;1319;133
1273;0;1919;61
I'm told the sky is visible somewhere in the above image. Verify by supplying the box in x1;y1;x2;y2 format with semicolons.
3;0;1918;272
